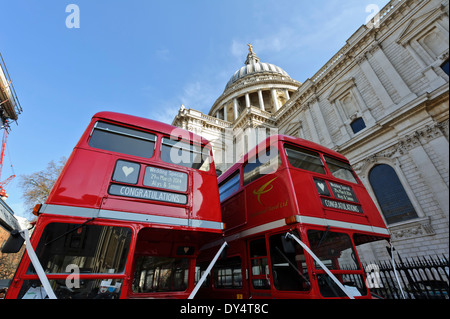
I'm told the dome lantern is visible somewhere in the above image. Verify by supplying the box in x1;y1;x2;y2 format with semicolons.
224;45;292;92
245;43;261;65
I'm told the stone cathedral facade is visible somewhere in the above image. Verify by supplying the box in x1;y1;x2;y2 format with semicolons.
172;0;449;262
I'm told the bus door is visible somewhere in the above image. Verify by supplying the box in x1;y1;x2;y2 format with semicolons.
247;237;271;298
127;227;196;298
267;231;312;298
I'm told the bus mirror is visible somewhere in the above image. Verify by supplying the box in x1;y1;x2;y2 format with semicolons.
1;229;25;254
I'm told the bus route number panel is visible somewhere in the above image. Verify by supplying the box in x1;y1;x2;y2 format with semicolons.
314;178;363;214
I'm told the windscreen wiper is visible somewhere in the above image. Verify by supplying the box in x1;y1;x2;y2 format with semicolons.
45;218;95;246
316;225;330;248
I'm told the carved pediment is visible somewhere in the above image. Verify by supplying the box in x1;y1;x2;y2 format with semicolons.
327;78;356;102
397;4;447;45
389;217;435;241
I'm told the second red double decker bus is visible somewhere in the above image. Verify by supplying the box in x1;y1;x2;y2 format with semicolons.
196;135;390;299
5;111;224;299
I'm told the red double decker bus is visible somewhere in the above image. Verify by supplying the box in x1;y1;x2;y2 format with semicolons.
196;135;390;299
5;111;224;299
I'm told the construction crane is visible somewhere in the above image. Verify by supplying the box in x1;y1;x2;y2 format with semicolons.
0;125;15;199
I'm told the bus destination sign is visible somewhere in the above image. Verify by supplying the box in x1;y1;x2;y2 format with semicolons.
109;184;188;205
328;181;358;203
314;178;362;213
321;198;363;213
144;166;188;192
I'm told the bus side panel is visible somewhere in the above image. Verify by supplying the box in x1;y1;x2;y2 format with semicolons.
244;169;294;228
46;149;112;208
288;170;323;218
221;189;246;230
191;173;221;223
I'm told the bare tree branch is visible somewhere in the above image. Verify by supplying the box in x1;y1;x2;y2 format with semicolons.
18;157;67;213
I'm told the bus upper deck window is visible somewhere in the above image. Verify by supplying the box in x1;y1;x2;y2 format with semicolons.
219;171;240;202
324;156;358;184
89;121;156;158
284;145;325;174
160;137;211;172
243;148;280;186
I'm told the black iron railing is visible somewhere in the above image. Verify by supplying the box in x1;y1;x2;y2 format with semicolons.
363;255;449;299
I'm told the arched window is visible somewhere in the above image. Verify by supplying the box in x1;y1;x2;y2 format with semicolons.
369;164;418;225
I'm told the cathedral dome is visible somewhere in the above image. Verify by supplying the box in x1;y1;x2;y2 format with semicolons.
224;44;291;91
207;44;301;121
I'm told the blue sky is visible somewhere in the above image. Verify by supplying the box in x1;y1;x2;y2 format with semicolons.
1;0;389;219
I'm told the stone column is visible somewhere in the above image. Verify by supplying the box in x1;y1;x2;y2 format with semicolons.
406;42;446;90
371;44;415;101
358;56;394;109
309;98;333;147
304;107;320;144
271;89;280;111
258;90;265;111
284;89;290;101
233;98;239;120
405;133;449;222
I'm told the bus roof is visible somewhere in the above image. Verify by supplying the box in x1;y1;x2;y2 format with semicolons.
92;111;211;146
218;134;349;183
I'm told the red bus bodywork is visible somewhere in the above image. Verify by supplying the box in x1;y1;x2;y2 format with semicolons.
196;135;390;299
6;112;223;299
48;111;221;227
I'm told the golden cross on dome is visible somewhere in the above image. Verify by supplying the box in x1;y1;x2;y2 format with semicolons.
248;43;254;54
